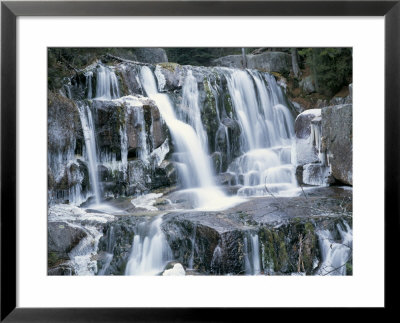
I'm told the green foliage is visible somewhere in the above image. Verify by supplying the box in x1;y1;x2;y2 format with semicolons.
164;48;247;66
298;48;352;96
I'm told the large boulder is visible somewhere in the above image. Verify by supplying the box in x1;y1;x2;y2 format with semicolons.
322;104;353;185
155;63;184;92
299;75;315;94
212;52;291;74
134;48;168;64
48;221;88;259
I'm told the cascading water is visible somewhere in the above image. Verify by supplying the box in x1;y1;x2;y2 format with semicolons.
95;65;120;100
139;66;241;210
125;215;173;275
244;233;261;275
220;68;297;197
316;221;352;276
77;104;101;204
181;71;209;149
188;225;197;270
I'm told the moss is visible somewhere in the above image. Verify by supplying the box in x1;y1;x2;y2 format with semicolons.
115;70;129;96
158;62;180;72
48;252;66;268
346;262;353;275
224;92;233;116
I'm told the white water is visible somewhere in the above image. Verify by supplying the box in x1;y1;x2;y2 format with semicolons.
77;104;101;204
316;221;352;275
48;204;115;275
140;66;242;210
125;215;173;275
95;65;120;100
221;68;297;197
181;71;209;149
244;233;261;275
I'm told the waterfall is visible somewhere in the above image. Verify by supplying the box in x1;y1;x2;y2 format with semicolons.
244;233;261;275
316;221;352;275
220;68;297;197
77;104;101;204
125;215;173;275
85;71;93;99
139;66;241;210
95;65;120;100
181;71;209;149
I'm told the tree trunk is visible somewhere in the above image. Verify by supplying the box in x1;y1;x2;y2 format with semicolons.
291;48;301;78
241;48;247;69
311;48;320;92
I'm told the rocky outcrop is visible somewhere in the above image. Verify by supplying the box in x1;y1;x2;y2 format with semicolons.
322;104;353;185
96;187;352;275
294;109;334;186
299;75;315;94
48;92;90;204
211;52;292;74
48;221;88;258
295;109;322;165
134;48;168;64
294;104;353;186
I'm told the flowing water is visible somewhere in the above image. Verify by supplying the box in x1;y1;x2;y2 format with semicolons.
219;68;297;197
125;215;173;275
316;221;352;275
77;104;101;204
139;66;242;210
49;59;351;276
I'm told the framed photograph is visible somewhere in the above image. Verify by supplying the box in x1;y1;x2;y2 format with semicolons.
1;0;398;321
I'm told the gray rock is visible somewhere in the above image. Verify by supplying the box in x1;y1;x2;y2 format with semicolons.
302;163;335;186
299;75;315;94
155;63;184;92
48;221;88;258
212;52;291;74
211;55;245;69
134;48;168;64
322;104;353;185
294;109;322;165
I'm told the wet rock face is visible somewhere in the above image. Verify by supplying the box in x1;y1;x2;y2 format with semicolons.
322;104;353;185
155;63;184;92
294;109;321;165
48;92;89;204
92;187;352;276
97;216;145;275
48;221;88;260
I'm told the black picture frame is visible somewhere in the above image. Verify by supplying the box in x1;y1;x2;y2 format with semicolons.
1;0;398;321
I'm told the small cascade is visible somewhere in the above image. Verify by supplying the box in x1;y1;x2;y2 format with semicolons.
316;221;352;276
98;226;114;275
210;244;223;274
77;104;101;204
188;225;197;270
48;204;115;276
125;215;173;275
95;65;120;100
85;71;93;99
244;233;261;275
119;120;128;180
134;106;151;163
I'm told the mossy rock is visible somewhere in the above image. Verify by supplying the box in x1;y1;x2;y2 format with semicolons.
158;62;180;72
